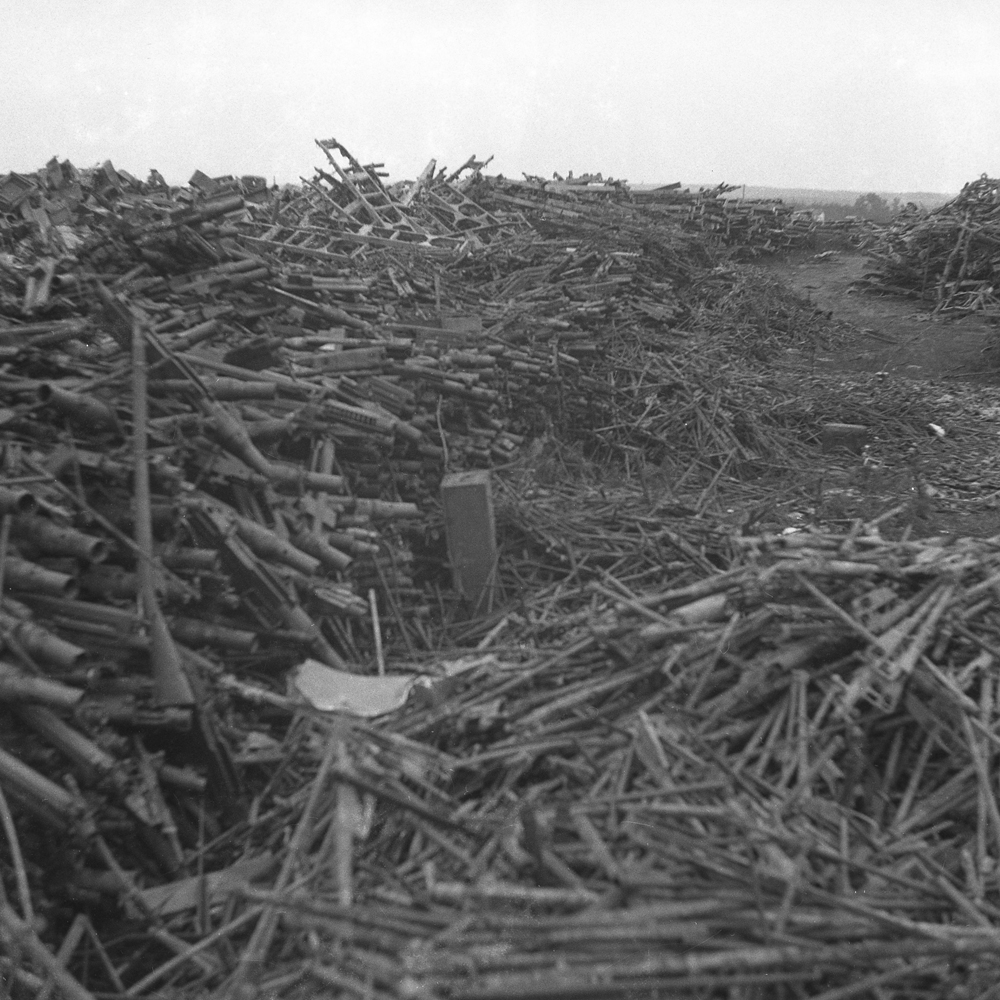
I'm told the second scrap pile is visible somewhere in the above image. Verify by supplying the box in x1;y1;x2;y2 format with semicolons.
859;173;1000;316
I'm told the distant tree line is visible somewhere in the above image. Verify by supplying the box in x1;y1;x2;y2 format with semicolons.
805;193;904;223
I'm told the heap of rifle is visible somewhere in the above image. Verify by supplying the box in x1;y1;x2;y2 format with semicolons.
859;173;1000;316
9;137;971;1000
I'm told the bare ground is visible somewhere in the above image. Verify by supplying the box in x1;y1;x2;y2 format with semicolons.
769;249;1000;381
756;248;1000;539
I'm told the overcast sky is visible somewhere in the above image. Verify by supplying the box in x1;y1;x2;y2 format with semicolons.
2;0;997;193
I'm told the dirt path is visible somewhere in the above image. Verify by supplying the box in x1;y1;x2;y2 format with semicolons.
755;249;1000;538
767;250;1000;382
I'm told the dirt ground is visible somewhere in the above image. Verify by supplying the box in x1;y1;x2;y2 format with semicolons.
757;248;1000;539
768;249;1000;381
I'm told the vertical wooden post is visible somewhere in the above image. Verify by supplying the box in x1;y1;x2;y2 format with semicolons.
441;470;497;614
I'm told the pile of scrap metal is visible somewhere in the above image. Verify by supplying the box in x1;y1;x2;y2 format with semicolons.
858;173;1000;316
0;134;834;999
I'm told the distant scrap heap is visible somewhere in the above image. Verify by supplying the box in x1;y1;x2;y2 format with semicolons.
859;173;1000;317
1;136;815;260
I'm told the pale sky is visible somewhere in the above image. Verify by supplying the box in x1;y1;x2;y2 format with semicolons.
2;0;998;193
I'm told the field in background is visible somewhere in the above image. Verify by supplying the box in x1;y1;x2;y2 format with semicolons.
632;183;954;220
718;185;953;209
